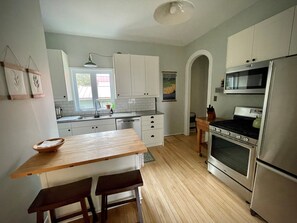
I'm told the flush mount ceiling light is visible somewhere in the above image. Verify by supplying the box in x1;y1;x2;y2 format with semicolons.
154;0;195;25
84;53;112;68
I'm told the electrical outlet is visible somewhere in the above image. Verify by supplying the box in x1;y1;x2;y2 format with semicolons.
214;96;217;101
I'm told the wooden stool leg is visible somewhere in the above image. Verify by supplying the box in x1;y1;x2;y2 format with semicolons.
101;195;106;223
50;209;57;223
87;195;98;223
36;211;44;223
80;198;90;223
134;188;143;223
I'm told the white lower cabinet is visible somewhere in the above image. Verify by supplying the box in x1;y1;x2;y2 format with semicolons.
72;119;116;135
57;123;72;137
58;119;116;137
141;114;164;147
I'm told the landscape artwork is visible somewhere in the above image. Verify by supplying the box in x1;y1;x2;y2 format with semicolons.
162;71;176;102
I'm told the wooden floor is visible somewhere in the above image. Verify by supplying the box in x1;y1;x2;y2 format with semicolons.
71;134;265;223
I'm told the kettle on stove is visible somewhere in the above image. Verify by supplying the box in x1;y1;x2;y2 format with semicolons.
253;116;262;129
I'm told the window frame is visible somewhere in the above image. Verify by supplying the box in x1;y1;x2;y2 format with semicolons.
70;67;115;112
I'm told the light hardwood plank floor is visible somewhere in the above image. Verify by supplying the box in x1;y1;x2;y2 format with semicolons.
72;134;265;223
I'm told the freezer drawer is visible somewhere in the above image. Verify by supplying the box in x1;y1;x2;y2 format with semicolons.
251;161;297;223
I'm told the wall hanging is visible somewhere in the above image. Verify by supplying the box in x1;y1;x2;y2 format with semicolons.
162;71;177;102
26;56;44;98
0;45;29;100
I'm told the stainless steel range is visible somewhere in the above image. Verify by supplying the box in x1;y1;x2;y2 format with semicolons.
208;106;262;202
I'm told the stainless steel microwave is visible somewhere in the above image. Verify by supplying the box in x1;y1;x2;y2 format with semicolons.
225;61;269;94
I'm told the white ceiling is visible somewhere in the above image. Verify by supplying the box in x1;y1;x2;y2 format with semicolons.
39;0;259;46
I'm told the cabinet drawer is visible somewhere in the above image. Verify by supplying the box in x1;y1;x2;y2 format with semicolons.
142;123;163;130
71;119;115;128
142;129;163;146
141;115;163;125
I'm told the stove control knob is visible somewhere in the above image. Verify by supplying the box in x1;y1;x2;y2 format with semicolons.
236;135;241;140
243;137;249;142
225;131;230;136
216;128;221;133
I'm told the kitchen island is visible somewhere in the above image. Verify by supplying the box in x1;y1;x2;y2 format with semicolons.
11;129;147;220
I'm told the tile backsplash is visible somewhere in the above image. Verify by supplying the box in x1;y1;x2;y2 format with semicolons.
55;98;155;116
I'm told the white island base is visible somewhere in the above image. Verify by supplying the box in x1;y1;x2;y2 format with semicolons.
39;154;143;222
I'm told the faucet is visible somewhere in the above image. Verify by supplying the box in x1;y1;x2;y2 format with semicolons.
94;100;101;118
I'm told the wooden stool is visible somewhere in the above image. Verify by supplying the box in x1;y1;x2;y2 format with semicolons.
28;178;98;223
95;170;143;223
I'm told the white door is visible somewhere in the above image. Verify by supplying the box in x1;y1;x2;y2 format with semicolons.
131;55;146;97
145;56;160;97
226;26;254;68
113;54;131;98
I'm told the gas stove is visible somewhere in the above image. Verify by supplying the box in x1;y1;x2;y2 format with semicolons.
209;107;262;146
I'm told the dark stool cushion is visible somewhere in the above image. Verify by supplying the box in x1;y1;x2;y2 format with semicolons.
28;178;92;213
96;170;143;195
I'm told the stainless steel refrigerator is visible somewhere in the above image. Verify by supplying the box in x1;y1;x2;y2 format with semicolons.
250;55;297;223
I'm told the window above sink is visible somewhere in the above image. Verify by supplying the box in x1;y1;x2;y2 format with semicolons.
70;67;115;112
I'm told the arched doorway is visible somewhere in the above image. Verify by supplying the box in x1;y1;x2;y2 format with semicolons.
184;50;213;135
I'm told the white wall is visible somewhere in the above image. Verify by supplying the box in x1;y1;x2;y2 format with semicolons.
190;56;209;117
185;0;297;118
0;0;58;222
45;33;186;135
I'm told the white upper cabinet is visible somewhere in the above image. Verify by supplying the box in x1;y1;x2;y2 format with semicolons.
131;55;146;96
226;26;254;68
114;54;160;98
145;56;160;97
47;49;73;101
252;7;294;62
226;6;295;68
289;7;297;55
113;54;132;98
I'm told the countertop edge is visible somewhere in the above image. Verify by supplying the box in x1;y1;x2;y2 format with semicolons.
57;110;164;124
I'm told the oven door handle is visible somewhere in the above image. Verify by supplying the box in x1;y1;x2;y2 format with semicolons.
210;131;256;150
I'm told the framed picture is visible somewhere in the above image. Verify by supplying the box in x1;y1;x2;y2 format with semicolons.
27;68;44;98
0;62;9;100
162;71;177;102
3;62;29;100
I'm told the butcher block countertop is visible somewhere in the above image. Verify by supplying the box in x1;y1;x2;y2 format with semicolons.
11;129;147;179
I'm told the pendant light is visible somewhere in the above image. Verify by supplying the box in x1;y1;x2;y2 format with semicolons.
84;53;97;68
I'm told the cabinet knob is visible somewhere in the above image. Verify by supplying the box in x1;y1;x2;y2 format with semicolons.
117;94;120;96
68;129;71;132
151;121;154;123
252;58;256;62
151;135;155;138
144;93;146;95
63;96;66;98
246;60;250;63
92;127;94;129
150;116;154;119
96;126;98;128
151;126;154;128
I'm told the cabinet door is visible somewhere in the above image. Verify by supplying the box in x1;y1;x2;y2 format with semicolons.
113;54;131;98
145;56;160;97
289;7;297;56
47;49;73;101
226;26;254;68
72;126;95;135
252;7;294;62
58;128;72;137
131;55;146;97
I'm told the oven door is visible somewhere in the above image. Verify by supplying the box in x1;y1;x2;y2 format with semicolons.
208;132;256;190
